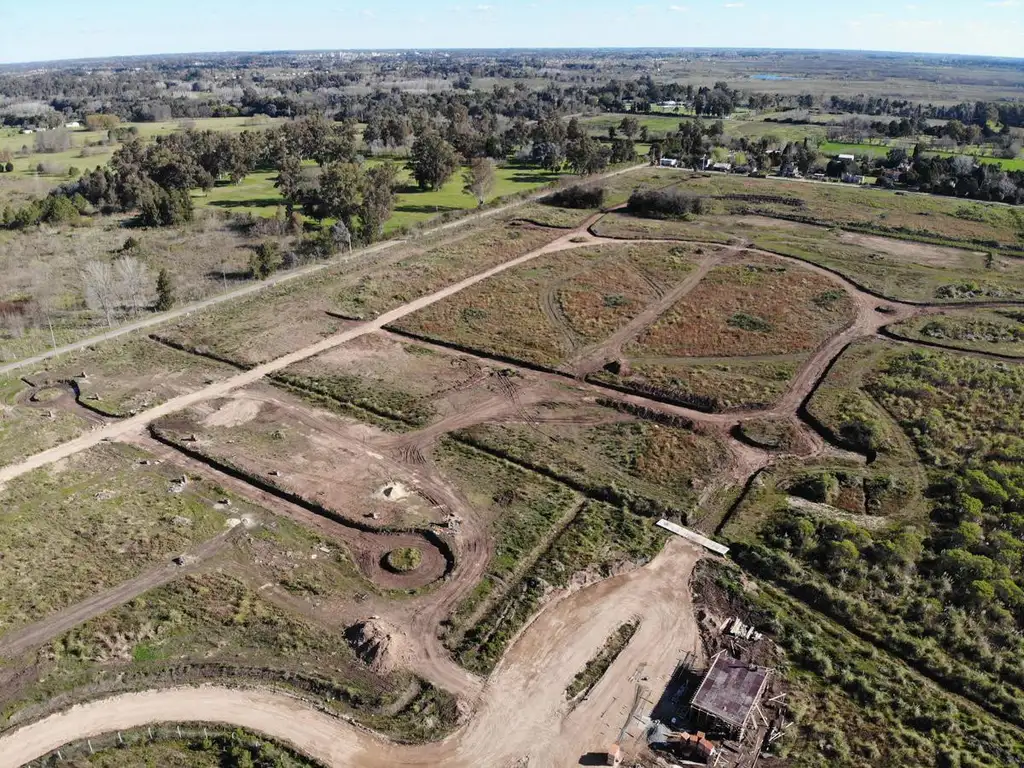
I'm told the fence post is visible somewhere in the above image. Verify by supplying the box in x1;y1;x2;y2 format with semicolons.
118;731;123;745
88;739;94;755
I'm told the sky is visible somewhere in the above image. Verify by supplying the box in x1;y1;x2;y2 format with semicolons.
0;0;1021;64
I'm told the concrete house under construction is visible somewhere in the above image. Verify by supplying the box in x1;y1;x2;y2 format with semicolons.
689;651;771;740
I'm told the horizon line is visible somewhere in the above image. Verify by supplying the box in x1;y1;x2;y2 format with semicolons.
3;45;1023;69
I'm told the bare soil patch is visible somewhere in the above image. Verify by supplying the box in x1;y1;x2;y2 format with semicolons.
837;230;985;267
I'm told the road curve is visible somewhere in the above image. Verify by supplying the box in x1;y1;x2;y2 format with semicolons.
0;539;702;768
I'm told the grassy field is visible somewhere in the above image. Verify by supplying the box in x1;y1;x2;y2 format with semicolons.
49;726;322;768
672;172;1024;250
391;242;702;369
0;442;237;635
748;223;1024;303
627;256;855;358
453;412;728;518
192;161;565;231
0;209;288;364
434;438;579;632
591;212;736;243
16;570;457;743
593;357;802;412
886;309;1024;358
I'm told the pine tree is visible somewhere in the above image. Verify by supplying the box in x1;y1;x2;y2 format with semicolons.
155;268;174;311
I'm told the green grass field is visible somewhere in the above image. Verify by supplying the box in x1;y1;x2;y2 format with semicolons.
192;161;565;232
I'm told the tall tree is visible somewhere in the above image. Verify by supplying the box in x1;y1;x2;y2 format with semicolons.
155;268;174;311
463;157;496;207
408;132;459;191
360;162;398;242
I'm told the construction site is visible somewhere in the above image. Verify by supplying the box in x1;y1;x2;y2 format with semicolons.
595;611;788;768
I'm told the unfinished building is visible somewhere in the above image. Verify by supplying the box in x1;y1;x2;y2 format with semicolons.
689;651;771;740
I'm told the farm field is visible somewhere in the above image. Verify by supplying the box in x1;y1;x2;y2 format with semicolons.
885;308;1024;357
391;241;705;369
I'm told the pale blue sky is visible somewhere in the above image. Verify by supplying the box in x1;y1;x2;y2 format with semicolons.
0;0;1021;64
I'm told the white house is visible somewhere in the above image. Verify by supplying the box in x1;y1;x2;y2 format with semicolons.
65;121;82;129
659;158;680;168
837;153;856;162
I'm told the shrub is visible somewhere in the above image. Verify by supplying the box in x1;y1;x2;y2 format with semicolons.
545;184;605;209
385;547;422;572
626;187;707;218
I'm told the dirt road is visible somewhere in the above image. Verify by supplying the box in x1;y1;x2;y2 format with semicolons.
0;539;701;768
0;214;621;488
0;164;646;378
0;525;244;660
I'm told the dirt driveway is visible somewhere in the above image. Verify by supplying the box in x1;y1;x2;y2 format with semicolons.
0;539;702;768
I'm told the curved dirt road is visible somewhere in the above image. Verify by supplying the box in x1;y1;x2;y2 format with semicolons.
0;539;702;768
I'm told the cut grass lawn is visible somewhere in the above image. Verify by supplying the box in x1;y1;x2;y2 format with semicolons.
628;255;855;358
886;309;1024;358
0;442;237;635
391;242;702;369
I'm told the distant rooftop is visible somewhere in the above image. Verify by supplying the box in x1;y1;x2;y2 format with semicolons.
690;652;770;731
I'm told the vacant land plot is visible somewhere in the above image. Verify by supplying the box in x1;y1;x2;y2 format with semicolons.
803;340;922;470
434;438;579;630
155;219;560;365
886;309;1024;357
0;375;86;468
749;223;1024;303
0;442;236;636
0;211;284;363
452;406;729;518
673;173;1024;250
15;571;457;743
151;385;447;531
392;242;702;369
628;255;855;358
591;212;736;243
593;356;801;412
31;336;238;415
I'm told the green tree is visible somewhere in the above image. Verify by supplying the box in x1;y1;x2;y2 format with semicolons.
155;268;174;311
274;154;304;216
359;162;398;242
309;161;362;226
408;132;459;191
619;116;640;139
250;241;282;280
462;157;496;207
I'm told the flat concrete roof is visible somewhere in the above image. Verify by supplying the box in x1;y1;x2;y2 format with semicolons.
690;652;770;731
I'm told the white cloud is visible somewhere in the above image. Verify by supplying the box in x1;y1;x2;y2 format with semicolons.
360;9;375;17
474;3;494;10
723;2;744;7
668;4;689;11
985;0;1019;6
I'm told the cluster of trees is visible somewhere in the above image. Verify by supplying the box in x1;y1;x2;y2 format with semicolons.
626;187;707;218
545;184;605;209
862;146;1024;204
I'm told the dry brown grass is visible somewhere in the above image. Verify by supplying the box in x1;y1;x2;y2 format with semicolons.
392;242;698;368
629;255;855;358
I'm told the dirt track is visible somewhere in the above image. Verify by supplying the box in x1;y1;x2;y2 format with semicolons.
5;187;1024;764
0;538;701;768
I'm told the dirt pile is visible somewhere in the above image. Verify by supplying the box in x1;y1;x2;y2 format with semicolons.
345;617;412;675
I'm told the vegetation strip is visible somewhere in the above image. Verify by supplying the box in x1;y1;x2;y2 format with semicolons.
565;619;641;702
